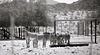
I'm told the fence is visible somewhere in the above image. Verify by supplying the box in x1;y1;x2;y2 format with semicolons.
0;27;26;40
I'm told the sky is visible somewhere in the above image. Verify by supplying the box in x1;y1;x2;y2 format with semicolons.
54;0;79;4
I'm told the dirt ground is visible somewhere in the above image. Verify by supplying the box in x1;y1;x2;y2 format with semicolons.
0;36;100;55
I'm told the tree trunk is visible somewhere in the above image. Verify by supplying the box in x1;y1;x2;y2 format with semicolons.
10;15;15;40
10;15;15;55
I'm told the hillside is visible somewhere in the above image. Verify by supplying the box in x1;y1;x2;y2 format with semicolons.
46;0;99;18
47;0;100;12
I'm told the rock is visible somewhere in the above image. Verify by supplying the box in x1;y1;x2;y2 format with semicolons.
14;53;19;55
7;49;9;50
35;53;37;55
97;49;99;50
72;51;75;53
21;48;25;50
28;50;33;52
3;45;6;47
